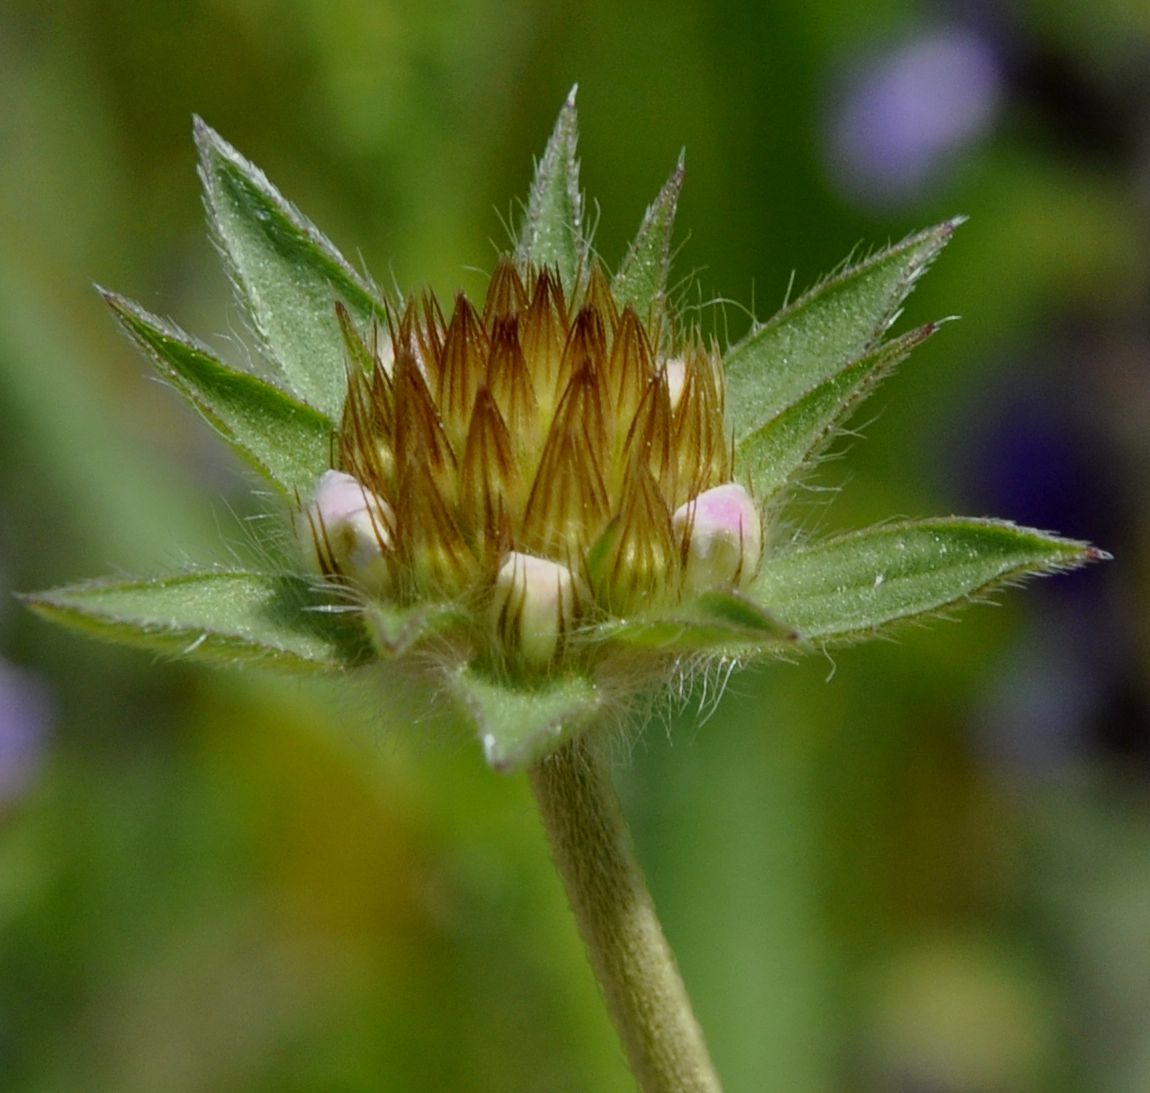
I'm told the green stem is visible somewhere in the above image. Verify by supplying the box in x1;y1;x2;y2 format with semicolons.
529;732;722;1092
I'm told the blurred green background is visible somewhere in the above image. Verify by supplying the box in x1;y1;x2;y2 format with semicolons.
2;1;1147;1090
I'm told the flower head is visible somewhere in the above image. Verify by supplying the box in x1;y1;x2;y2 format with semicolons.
24;89;1106;772
317;258;739;673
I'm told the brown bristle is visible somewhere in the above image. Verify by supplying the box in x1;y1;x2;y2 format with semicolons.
584;264;620;333
416;292;447;375
394;458;474;595
459;387;518;565
483;259;528;325
605;307;656;456
487;316;537;442
555;305;607;408
608;307;655;392
438;295;488;447
522;365;611;564
598;460;677;613
621;371;674;502
335;301;377;376
672;343;730;504
520;268;568;414
392;338;456;493
339;373;379;487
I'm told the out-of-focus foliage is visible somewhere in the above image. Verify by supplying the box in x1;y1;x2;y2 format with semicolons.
1;1;1145;1091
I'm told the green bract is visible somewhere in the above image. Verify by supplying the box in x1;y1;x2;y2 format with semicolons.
24;90;1105;772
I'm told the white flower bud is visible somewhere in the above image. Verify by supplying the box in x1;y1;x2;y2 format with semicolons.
662;356;687;412
672;483;763;595
490;552;583;669
297;470;393;593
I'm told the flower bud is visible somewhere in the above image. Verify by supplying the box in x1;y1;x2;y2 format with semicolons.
490;552;583;669
662;356;687;411
298;470;394;594
673;483;763;595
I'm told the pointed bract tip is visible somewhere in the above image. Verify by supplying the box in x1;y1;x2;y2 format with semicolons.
1086;546;1113;562
564;84;579;107
929;215;967;244
192;117;247;179
895;217;965;259
191;114;220;151
99;289;133;326
908;320;942;345
99;289;151;331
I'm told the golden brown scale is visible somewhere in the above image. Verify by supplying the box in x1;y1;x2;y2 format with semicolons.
519;269;569;421
606;309;655;451
482;258;529;325
459;387;518;566
598;461;678;614
555;306;608;415
622;372;675;506
335;263;731;607
671;343;730;509
521;362;613;567
487;317;537;448
437;297;488;453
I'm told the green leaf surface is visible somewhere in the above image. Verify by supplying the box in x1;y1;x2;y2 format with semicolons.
336;300;384;377
612;151;685;326
515;86;585;291
725;219;960;444
739;324;936;499
754;518;1103;643
587;589;797;652
453;667;601;773
195;118;383;418
364;600;467;658
104;292;332;496
23;570;371;672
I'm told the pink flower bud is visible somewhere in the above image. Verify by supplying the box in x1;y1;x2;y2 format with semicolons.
672;483;763;595
490;552;583;669
298;470;394;593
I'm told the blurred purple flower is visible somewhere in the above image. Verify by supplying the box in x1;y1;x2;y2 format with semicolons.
0;660;54;807
827;27;1004;207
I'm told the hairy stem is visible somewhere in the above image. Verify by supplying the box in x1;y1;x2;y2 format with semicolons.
528;733;722;1092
